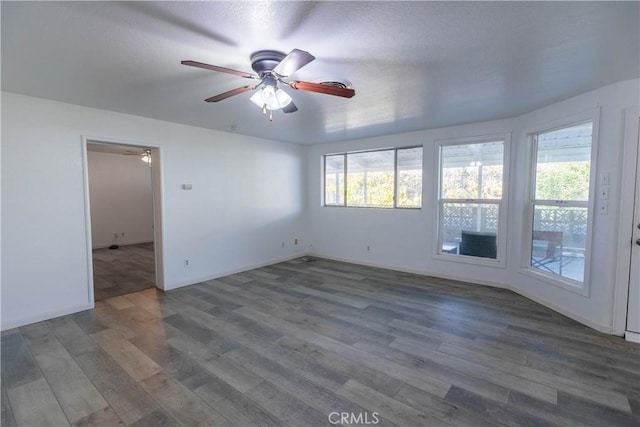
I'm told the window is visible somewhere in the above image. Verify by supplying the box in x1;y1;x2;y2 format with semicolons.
324;154;345;206
397;147;423;208
323;147;422;208
438;140;505;260
529;122;593;284
347;150;395;208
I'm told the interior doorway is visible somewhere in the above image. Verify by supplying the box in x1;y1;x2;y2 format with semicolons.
84;140;163;301
626;118;640;341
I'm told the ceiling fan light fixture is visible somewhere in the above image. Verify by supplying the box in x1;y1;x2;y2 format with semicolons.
275;87;293;108
249;85;292;111
249;89;265;108
262;85;278;109
141;150;152;164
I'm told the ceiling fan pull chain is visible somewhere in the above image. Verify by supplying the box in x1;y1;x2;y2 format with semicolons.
269;110;273;122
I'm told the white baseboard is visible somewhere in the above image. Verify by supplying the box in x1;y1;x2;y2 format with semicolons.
1;303;94;331
310;252;508;290
1;252;618;338
625;331;640;343
512;285;614;334
1;253;306;331
312;252;614;335
164;253;308;291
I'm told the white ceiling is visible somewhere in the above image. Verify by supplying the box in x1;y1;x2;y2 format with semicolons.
2;1;638;144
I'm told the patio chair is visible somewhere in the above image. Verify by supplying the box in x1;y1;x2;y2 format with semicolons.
460;230;497;259
531;230;564;274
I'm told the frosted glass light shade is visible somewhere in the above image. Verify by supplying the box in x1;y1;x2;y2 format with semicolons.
275;88;292;108
250;86;292;110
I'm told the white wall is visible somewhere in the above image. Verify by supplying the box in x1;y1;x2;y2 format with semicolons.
2;79;637;333
511;80;639;334
307;117;516;286
306;79;640;334
1;92;308;329
88;151;154;248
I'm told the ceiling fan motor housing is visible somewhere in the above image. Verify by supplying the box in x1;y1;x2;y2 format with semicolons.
250;50;286;77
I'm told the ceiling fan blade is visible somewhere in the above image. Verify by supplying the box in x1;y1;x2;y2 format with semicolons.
282;101;298;114
181;60;257;79
288;81;355;98
273;49;315;77
205;85;256;102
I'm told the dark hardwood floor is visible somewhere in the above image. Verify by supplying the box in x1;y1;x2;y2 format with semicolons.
2;257;639;426
92;243;156;301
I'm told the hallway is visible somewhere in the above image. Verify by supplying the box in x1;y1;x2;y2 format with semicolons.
92;243;155;301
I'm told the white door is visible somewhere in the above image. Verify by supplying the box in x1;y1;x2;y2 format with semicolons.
627;120;640;335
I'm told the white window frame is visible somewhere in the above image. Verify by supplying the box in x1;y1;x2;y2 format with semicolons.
433;134;511;268
520;109;600;296
322;146;423;209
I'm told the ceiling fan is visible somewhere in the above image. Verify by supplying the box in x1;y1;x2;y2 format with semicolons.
124;149;152;164
181;49;355;120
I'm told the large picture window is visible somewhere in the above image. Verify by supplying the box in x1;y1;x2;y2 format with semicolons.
529;122;593;284
438;140;505;260
323;147;422;208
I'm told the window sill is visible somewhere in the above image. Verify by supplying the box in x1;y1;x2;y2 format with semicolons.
518;267;589;297
322;205;422;210
433;252;506;269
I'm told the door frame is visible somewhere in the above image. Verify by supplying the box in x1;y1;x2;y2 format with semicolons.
613;107;639;337
81;136;165;305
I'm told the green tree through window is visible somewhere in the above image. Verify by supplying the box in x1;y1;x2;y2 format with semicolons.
324;147;422;208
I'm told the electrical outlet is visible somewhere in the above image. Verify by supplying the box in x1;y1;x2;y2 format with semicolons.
184;259;189;267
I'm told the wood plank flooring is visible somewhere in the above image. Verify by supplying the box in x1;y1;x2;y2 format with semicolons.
2;257;639;426
92;243;155;301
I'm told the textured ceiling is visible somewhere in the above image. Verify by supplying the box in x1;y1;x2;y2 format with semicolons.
2;1;638;144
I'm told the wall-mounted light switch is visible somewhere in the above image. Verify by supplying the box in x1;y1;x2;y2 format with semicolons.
182;184;193;190
598;201;608;215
